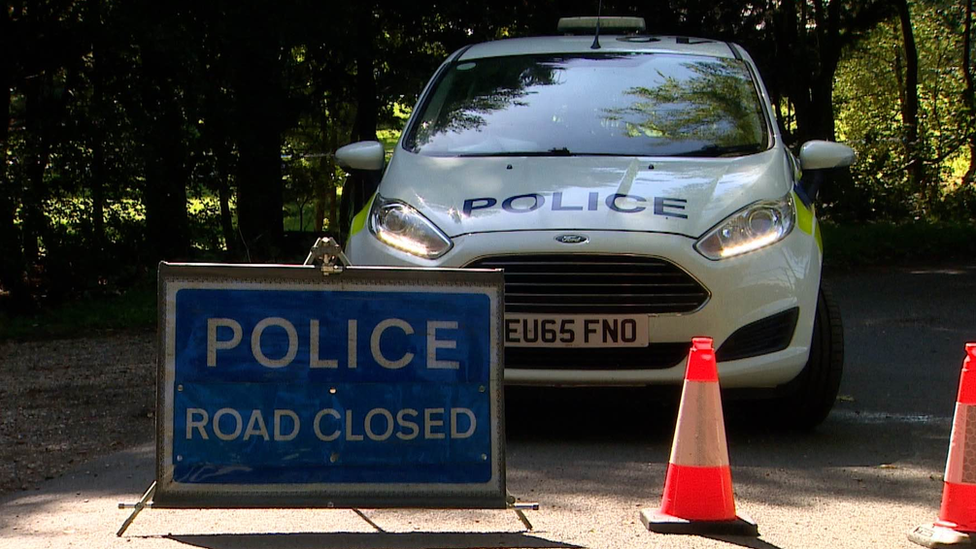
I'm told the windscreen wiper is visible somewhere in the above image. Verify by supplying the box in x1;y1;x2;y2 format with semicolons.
454;148;572;157
454;148;625;158
671;144;764;158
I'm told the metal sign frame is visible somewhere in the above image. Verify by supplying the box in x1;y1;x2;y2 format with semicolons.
154;262;506;509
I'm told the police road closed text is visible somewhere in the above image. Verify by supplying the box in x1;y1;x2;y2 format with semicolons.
169;287;495;486
206;317;463;370
184;406;478;442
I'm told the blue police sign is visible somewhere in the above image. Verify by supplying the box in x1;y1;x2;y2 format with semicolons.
154;263;505;509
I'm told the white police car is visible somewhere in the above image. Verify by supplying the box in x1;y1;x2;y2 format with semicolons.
334;18;855;428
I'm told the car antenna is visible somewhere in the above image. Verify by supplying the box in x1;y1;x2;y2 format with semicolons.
591;0;603;50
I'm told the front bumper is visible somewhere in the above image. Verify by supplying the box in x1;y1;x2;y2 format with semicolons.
346;226;821;389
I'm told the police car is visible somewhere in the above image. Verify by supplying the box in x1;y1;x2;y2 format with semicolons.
334;17;855;428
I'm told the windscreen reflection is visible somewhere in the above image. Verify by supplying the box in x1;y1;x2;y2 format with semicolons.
405;53;768;158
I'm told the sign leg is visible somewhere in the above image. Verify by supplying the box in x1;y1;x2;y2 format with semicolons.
507;492;539;531
514;508;534;531
352;509;386;533
116;481;157;537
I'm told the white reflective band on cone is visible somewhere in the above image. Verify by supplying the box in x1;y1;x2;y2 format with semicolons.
669;380;730;467
945;403;976;484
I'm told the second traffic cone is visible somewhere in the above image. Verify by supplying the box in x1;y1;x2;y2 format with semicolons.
641;337;758;536
909;343;976;548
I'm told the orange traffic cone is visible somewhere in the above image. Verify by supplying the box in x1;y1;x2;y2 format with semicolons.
909;343;976;548
641;337;758;536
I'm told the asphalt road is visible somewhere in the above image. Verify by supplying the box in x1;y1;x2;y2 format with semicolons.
1;262;975;549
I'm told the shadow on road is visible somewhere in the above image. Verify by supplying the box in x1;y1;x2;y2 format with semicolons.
0;383;954;538
162;531;581;549
505;386;679;442
705;535;785;549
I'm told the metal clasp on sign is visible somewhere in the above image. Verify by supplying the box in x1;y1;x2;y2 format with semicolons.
303;237;350;275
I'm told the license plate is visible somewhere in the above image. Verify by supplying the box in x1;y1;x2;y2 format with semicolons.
504;314;649;348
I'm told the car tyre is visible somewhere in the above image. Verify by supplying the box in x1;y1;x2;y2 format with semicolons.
772;286;844;430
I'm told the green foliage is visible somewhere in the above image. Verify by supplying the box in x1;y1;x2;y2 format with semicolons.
609;59;764;148
832;0;973;221
0;0;974;320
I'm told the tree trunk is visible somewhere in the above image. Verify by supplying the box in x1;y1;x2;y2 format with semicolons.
313;154;330;234
894;0;925;200
776;0;886;145
235;119;283;262
327;169;338;236
808;67;838;141
91;132;105;244
776;0;835;144
89;0;105;248
805;0;840;142
352;2;378;142
22;72;50;266
316;104;340;235
327;126;339;237
314;109;329;234
233;37;284;262
0;6;33;312
139;46;190;263
775;0;804;145
962;0;976;186
216;153;236;256
142;109;191;263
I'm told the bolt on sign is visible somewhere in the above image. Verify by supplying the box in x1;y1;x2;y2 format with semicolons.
154;263;505;509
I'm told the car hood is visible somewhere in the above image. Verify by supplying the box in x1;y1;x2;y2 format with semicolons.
378;148;791;239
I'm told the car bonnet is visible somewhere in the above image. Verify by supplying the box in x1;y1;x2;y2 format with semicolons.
376;148;792;239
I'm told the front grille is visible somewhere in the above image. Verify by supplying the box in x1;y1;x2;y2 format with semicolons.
506;344;689;370
465;254;709;314
716;307;799;362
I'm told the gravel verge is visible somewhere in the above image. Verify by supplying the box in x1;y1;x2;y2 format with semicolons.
0;332;155;497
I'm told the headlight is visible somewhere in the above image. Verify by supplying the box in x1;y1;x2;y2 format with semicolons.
368;195;453;259
695;194;795;260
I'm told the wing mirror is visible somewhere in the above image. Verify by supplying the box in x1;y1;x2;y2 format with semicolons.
797;140;856;203
335;141;385;246
335;141;385;172
799;140;855;171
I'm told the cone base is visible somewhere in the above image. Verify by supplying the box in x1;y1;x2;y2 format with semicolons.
909;524;976;548
940;481;976;532
640;508;758;537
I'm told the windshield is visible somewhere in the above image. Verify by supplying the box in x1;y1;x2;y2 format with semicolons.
404;53;769;158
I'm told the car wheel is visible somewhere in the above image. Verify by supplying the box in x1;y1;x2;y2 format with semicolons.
772;286;844;429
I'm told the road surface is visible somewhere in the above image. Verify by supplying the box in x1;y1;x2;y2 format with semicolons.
1;263;974;549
